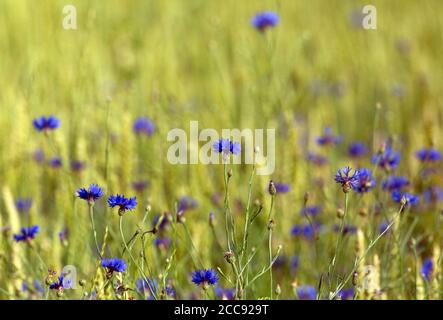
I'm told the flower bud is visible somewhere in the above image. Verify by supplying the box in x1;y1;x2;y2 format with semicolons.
337;208;345;219
268;180;276;196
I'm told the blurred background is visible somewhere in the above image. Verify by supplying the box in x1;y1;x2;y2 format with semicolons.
0;0;442;299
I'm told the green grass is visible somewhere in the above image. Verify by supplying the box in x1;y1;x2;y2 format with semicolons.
1;0;443;300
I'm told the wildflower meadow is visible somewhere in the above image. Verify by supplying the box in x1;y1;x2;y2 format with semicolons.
1;0;443;303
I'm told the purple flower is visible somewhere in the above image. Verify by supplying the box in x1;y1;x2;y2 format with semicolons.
423;186;443;204
132;180;149;193
108;194;137;214
70;160;86;172
213;139;241;156
101;258;127;273
416;148;441;162
382;176;409;192
274;182;290;194
334;166;360;192
300;206;321;217
76;184;104;204
59;227;69;243
306;152;328;166
296;286;316;300
251;11;279;31
15;198;32;213
154;237;171;249
290;256;299;271
291;223;321;239
49;276;72;291
48;157;62;168
13;225;40;242
316;127;342;146
33;115;60;132
371;147;400;171
215;287;235;300
191;269;219;287
133;117;155;136
177;196;198;212
392;190;419;207
348;142;368;158
337;287;354;300
354;168;376;193
421;258;433;281
33;149;45;163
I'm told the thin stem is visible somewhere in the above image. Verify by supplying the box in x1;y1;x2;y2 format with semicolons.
223;164;232;253
330;203;405;299
241;165;255;263
268;194;275;299
119;215;157;299
329;192;348;289
89;204;102;258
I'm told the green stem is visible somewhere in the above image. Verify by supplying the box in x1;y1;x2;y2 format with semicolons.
268;194;275;299
89;204;102;258
329;192;348;289
119;215;156;299
330;203;405;299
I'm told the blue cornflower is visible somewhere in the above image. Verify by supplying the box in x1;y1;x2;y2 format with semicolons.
49;276;72;291
132;180;149;193
337;287;354;300
291;223;320;239
382;176;409;191
33;115;60;132
316;127;342;146
70;160;86;172
296;286;317;300
423;186;443;204
416;148;441;162
213;138;230;153
371;147;400;171
215;287;235;300
213;139;241;156
15;198;32;213
392;190;419;207
251;11;279;31
271;182;290;194
421;258;433;281
191;269;219;287
348;142;368;158
108;194;137;214
133;117;155;136
154;237;171;249
306;152;328;166
177;196;198;212
59;227;69;243
33;149;45;163
300;206;321;217
48;157;62;168
101;258;127;274
229;141;241;155
13;225;40;242
76;184;104;204
334;166;360;193
354;168;376;193
152;214;168;231
290;256;299;271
